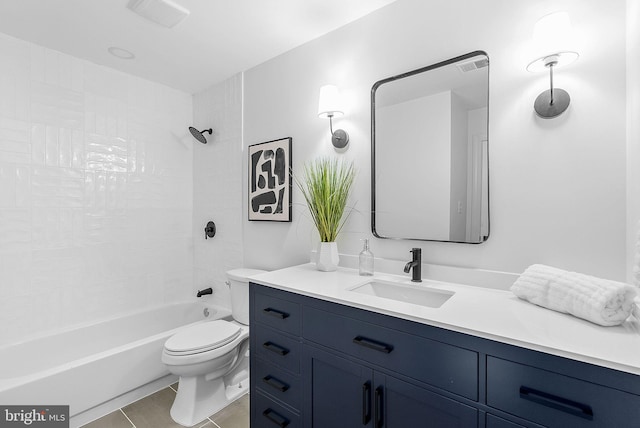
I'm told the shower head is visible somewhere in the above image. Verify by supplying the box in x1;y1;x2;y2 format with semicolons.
189;127;213;144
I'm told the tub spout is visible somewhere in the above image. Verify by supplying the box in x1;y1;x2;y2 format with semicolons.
196;288;213;297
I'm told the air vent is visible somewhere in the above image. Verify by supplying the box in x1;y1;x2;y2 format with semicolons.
457;58;489;73
127;0;190;28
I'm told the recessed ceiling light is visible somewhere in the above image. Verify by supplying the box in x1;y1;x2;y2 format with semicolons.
108;46;136;60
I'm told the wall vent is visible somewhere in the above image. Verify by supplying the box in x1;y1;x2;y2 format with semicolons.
457;58;489;73
127;0;190;28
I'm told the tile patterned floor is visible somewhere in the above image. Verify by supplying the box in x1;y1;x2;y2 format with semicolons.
81;384;249;428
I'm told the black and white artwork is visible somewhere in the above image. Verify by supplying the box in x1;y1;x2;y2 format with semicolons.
248;137;292;222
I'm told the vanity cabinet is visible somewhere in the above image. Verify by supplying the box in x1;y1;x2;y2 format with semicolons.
250;282;640;428
305;345;477;427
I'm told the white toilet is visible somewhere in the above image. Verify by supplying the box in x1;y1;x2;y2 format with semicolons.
162;268;266;426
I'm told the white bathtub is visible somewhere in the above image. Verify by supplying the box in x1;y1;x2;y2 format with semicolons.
0;301;231;425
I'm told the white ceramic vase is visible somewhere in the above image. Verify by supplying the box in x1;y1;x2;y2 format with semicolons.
316;242;339;272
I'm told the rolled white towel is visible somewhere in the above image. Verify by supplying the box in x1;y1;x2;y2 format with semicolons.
634;220;640;318
634;219;640;288
511;264;637;327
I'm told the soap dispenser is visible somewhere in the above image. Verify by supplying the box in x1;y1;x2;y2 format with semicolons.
359;239;374;276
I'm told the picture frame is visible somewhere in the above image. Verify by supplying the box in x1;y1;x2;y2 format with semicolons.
248;137;292;222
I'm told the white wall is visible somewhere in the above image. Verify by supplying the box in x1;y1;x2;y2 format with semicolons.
627;0;640;284
243;0;629;280
192;74;244;307
0;33;193;344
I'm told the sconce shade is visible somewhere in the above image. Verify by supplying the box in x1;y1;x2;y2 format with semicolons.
318;84;344;118
533;11;573;55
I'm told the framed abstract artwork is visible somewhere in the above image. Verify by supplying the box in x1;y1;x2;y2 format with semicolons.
248;137;292;222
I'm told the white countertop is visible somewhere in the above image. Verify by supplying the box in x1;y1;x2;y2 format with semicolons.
250;263;640;376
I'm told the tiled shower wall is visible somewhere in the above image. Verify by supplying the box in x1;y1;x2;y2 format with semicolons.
192;74;243;307
0;33;194;345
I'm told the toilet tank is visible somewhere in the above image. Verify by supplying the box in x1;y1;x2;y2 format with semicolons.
227;268;267;325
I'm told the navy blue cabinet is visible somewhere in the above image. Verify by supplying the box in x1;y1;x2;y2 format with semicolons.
250;283;640;428
304;346;374;427
304;346;477;428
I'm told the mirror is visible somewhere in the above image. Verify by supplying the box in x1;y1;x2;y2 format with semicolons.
371;51;489;243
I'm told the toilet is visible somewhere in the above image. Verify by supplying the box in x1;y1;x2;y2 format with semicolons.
162;268;266;426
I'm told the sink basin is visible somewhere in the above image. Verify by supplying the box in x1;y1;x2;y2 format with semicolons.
349;279;454;308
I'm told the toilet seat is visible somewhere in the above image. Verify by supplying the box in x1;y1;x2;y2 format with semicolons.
164;320;241;356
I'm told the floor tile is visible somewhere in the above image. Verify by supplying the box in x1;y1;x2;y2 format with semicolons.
122;387;208;428
81;410;133;428
211;394;249;428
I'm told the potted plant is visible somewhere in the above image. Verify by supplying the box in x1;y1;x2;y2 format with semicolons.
296;157;356;271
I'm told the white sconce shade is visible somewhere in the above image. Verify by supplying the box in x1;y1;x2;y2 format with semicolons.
318;84;344;118
317;84;349;149
533;11;573;55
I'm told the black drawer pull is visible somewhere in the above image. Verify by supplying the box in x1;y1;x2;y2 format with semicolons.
262;408;290;427
263;375;290;392
353;336;394;354
263;307;290;319
519;386;593;420
263;341;290;356
362;381;371;425
374;386;384;428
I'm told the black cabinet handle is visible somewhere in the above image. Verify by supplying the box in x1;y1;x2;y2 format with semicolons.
519;386;593;420
362;382;371;425
374;386;384;428
262;375;290;392
262;408;290;427
353;336;394;354
263;341;290;356
263;307;290;319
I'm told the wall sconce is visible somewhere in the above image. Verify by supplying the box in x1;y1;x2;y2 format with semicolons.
318;84;349;149
527;12;579;118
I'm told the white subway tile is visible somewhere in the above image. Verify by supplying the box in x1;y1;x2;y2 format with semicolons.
0;37;193;340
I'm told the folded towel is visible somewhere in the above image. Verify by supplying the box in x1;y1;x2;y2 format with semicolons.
634;220;640;287
633;220;640;318
511;264;637;326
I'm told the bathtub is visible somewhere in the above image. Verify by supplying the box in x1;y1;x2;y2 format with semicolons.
0;301;231;425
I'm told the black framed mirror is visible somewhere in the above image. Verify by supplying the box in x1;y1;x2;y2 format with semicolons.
371;51;489;243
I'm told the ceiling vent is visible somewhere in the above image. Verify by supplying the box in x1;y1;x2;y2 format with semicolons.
457;58;489;73
127;0;190;28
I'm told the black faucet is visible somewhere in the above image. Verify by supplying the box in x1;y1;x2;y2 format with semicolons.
196;287;213;297
403;248;422;282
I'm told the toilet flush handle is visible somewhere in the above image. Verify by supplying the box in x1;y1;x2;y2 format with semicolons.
225;280;231;288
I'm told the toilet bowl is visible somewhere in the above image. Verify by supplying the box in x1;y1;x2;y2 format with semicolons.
162;268;266;426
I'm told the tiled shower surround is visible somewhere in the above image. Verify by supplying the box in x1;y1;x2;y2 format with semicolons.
0;33;193;344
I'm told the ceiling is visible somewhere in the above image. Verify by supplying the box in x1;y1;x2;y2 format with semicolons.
0;0;397;94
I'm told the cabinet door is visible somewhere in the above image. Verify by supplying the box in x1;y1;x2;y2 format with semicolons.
376;373;478;428
304;346;374;428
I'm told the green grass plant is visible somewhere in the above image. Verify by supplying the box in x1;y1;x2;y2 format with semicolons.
296;158;356;242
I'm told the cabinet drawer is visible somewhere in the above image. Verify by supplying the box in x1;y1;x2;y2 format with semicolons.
303;306;478;400
253;357;302;410
487;357;640;428
253;324;301;373
254;288;301;336
252;390;300;428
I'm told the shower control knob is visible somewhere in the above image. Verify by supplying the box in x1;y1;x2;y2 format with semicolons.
204;221;216;239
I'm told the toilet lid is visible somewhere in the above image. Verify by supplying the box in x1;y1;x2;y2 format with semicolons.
165;320;241;354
